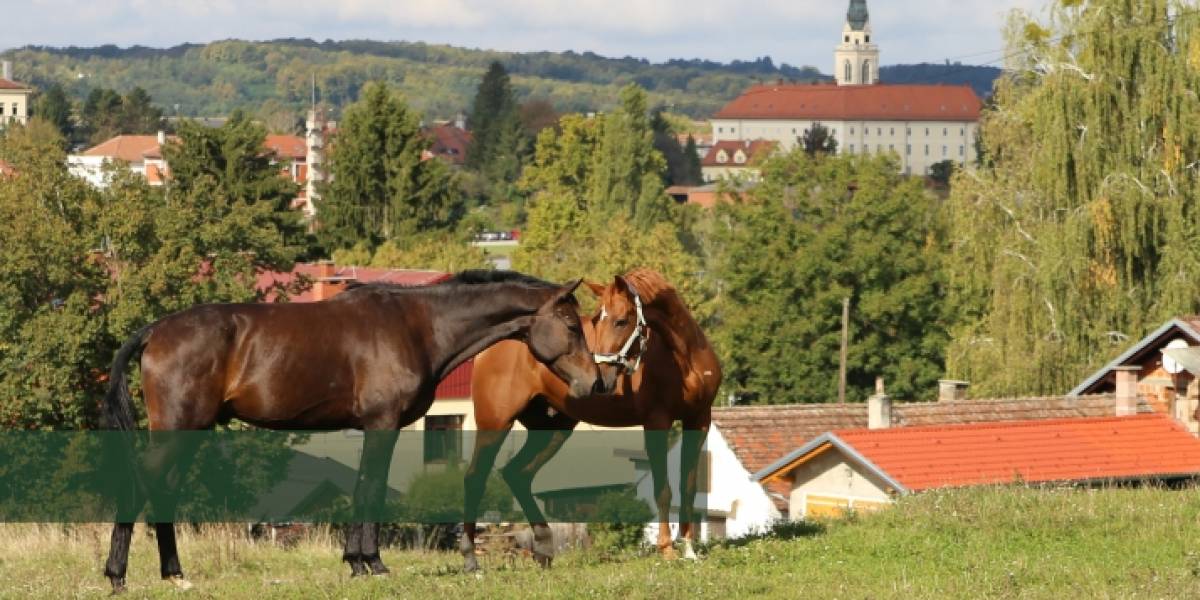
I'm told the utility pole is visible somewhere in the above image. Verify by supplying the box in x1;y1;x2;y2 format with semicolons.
838;296;850;405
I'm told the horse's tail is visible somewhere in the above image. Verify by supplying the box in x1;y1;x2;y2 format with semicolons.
104;327;152;431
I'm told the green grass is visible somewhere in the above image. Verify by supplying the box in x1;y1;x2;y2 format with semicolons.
4;486;1200;598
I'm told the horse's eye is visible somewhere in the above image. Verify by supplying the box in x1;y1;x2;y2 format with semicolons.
615;318;629;327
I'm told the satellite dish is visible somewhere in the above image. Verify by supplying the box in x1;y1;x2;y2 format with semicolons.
1162;339;1190;375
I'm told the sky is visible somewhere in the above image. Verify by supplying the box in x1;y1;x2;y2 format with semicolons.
8;0;1047;70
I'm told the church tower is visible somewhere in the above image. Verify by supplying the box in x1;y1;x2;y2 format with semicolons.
834;0;880;85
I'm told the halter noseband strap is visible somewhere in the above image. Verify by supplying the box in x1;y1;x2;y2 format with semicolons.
592;284;650;373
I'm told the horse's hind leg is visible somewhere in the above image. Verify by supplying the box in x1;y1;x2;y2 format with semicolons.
145;432;202;589
677;420;709;560
461;427;513;572
105;522;137;593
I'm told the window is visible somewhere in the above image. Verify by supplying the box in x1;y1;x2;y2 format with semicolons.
850;127;855;135
849;144;855;153
831;129;837;137
960;128;965;136
423;415;464;464
865;34;871;43
10;103;15;116
877;127;882;136
717;127;723;134
943;128;948;136
877;144;882;153
888;144;894;152
942;145;948;156
959;145;965;156
906;144;911;155
864;128;869;137
792;128;797;134
924;145;929;156
925;128;930;136
844;35;850;43
906;128;911;136
889;128;894;136
862;60;871;84
844;60;852;82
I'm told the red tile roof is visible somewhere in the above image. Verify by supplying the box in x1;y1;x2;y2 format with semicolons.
256;263;451;303
264;135;307;160
714;83;982;122
0;78;30;90
714;395;1119;506
424;123;472;166
701;139;777;167
831;414;1200;491
82;135;172;163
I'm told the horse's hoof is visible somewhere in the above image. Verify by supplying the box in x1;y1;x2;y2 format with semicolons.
347;560;369;578
166;575;193;591
108;576;126;595
463;555;481;573
681;540;699;561
660;545;679;561
533;552;553;569
367;558;390;575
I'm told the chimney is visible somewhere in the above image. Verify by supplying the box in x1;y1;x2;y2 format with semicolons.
156;130;166;145
938;380;969;402
1114;366;1140;416
1;61;11;81
868;377;891;429
455;111;466;130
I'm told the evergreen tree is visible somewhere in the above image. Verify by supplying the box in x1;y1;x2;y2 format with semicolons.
711;150;948;404
587;85;670;224
34;84;73;142
119;87;164;134
468;61;526;182
651;110;701;186
945;0;1200;396
801;123;838;156
316;82;463;252
682;135;703;185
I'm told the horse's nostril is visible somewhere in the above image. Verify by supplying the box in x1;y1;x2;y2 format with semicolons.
592;378;606;395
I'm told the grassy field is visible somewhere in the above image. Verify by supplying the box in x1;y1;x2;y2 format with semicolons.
3;486;1200;599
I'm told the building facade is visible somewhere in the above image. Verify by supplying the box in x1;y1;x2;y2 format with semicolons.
708;0;982;177
0;61;31;128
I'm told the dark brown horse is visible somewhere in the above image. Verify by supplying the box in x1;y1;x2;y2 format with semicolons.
460;268;721;570
101;271;604;592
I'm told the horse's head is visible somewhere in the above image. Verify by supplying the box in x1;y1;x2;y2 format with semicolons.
528;279;605;399
586;275;650;394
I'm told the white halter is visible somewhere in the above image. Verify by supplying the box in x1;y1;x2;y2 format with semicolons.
592;284;650;372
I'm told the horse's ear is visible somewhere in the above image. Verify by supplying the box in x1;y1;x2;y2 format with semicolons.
584;280;605;297
613;275;630;294
556;279;583;303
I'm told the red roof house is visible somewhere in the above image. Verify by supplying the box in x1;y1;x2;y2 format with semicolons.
713;83;982;122
754;413;1200;519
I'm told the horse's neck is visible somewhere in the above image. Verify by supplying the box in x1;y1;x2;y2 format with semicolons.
645;296;706;367
427;285;551;380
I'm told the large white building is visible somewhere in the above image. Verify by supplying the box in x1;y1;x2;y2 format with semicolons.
706;0;982;178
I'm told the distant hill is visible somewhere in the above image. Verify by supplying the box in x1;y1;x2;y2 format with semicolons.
1;40;1000;122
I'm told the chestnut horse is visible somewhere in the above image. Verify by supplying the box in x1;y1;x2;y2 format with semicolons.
461;268;721;570
101;271;604;592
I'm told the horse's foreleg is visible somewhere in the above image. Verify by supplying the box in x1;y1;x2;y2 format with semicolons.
500;427;574;568
677;424;709;560
104;522;136;593
346;429;399;576
147;432;201;588
644;426;676;559
461;428;512;572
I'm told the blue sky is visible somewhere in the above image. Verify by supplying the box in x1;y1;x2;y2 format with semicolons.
8;0;1046;69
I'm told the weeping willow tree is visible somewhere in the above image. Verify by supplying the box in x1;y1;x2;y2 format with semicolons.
946;0;1200;396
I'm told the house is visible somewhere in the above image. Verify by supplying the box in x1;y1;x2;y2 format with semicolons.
0;61;31;128
1069;316;1200;433
67;132;175;187
709;1;982;176
753;413;1200;520
701;140;777;182
422;119;472;167
68;132;311;198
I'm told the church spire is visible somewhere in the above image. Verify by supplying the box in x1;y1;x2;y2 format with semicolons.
835;0;879;85
847;0;869;31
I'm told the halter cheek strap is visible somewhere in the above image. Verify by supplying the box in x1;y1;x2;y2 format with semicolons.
593;285;650;372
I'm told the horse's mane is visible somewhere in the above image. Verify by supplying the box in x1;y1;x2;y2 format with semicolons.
619;268;709;352
345;269;558;294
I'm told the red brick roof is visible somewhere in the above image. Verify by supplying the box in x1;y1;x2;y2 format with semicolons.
714;83;982;122
701;140;777;167
0;78;30;90
264;135;307;160
714;395;1119;506
832;414;1200;491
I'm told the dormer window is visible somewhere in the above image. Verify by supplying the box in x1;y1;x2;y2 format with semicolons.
734;150;747;164
716;150;729;164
